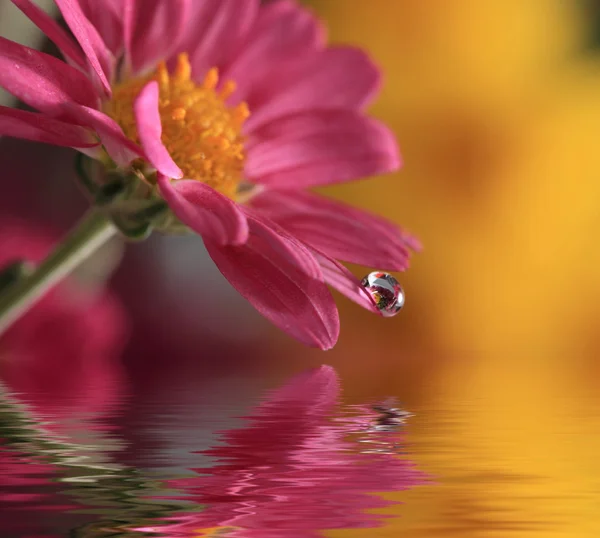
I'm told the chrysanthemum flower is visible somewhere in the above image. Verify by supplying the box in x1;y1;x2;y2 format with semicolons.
0;0;419;349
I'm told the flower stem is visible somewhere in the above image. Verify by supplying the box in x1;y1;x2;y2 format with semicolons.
0;210;116;336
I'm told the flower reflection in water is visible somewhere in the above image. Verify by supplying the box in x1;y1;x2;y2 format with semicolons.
0;441;80;538
0;385;186;538
1;364;423;537
142;365;424;537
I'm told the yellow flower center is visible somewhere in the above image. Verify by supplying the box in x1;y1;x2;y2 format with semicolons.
104;53;250;199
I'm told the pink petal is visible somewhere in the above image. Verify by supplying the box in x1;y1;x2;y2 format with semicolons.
167;0;219;73
245;46;381;132
78;0;125;55
246;112;400;188
0;106;98;148
54;0;114;95
251;190;417;271
63;103;142;165
181;0;259;80
246;109;366;150
222;0;324;104
125;0;191;75
311;251;381;314
267;365;340;412
0;37;99;114
122;0;139;74
133;81;182;178
11;0;88;70
157;174;249;246
205;215;339;349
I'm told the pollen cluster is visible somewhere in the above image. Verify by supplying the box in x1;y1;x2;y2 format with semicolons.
105;53;249;199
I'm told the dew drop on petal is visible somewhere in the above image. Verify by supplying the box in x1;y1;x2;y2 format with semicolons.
360;272;405;317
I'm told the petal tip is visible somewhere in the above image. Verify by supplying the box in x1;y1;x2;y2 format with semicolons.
390;148;403;172
134;81;183;179
317;322;339;350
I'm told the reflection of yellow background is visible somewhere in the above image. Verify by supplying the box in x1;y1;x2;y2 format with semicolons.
268;1;600;535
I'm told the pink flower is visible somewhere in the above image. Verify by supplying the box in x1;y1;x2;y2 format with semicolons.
140;366;423;537
0;219;128;417
0;0;419;349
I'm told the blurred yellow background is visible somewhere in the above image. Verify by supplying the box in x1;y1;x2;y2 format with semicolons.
267;1;600;536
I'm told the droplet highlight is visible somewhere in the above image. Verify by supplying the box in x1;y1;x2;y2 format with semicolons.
360;272;405;317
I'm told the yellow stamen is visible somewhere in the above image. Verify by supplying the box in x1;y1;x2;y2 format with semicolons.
156;61;169;90
203;67;219;90
219;80;237;100
233;102;250;122
171;107;186;121
174;52;191;81
103;53;250;200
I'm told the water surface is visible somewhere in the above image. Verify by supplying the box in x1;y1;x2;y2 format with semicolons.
2;357;600;537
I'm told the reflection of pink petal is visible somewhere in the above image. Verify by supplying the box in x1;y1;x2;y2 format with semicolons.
155;366;423;537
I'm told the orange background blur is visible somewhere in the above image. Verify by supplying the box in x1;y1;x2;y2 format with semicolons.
268;1;600;536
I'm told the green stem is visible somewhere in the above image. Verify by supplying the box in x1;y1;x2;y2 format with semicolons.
0;210;116;336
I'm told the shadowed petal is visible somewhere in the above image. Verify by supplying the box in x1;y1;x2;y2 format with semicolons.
11;0;87;70
63;103;142;165
246;113;400;188
167;0;219;72
0;37;99;114
78;0;124;55
222;0;323;104
54;0;114;95
126;0;191;75
0;106;98;148
205;215;339;349
157;174;249;246
133;81;182;179
245;46;381;132
251;190;417;270
181;0;259;80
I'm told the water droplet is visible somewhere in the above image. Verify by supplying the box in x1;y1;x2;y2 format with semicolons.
360;272;405;317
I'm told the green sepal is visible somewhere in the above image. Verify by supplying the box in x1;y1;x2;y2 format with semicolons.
111;216;153;241
95;178;127;206
74;153;98;196
0;261;34;295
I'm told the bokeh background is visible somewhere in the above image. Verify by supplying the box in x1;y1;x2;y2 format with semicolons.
2;0;600;536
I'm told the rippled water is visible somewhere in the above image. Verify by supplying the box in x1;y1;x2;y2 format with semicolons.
2;360;600;538
0;367;423;538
